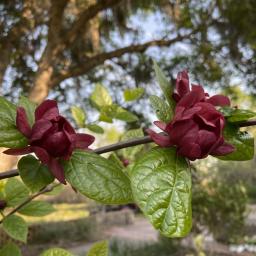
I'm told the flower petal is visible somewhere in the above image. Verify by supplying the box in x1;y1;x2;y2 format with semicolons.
146;129;173;147
48;158;66;184
3;146;33;155
211;142;235;156
30;119;52;142
173;70;190;101
178;143;201;160
16;107;32;138
153;121;167;131
32;146;50;165
35;100;59;121
207;95;231;107
72;133;95;149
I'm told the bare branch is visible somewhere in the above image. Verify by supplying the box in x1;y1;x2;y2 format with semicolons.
0;183;60;224
0;119;255;180
48;0;69;47
64;0;122;46
51;32;196;85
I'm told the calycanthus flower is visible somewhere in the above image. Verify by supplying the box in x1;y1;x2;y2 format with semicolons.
4;100;95;184
147;70;235;161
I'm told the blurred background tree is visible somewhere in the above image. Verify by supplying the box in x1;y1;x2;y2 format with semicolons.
1;0;256;107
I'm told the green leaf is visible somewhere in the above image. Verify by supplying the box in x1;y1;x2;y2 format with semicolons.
124;88;145;101
71;106;86;128
149;95;172;123
87;241;108;256
5;178;29;207
219;107;256;123
41;248;73;256
99;105;138;123
108;153;124;169
18;96;36;126
0;97;28;148
90;84;112;109
121;128;144;161
64;150;133;204
131;147;192;237
0;242;22;256
153;61;175;113
115;107;138;123
18;155;54;193
18;201;55;217
216;124;254;161
2;215;28;243
87;124;104;134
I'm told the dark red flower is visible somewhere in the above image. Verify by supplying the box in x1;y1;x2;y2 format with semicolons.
147;71;235;160
0;200;7;210
4;100;95;184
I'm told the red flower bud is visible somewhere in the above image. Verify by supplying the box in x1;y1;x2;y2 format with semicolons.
0;200;7;210
148;71;235;160
4;100;95;184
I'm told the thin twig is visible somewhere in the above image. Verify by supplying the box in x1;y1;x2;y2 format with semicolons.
0;183;60;224
0;119;255;180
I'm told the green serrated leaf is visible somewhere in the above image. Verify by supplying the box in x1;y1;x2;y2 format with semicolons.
18;201;55;217
99;104;138;123
40;248;73;256
5;178;29;207
18;155;54;193
149;95;172;123
87;241;108;256
0;97;28;148
3;215;28;243
18;96;36;126
90;84;112;109
131;147;192;237
115;107;138;123
216;124;254;161
108;153;124;169
71;106;86;128
124;88;145;101
0;242;22;256
219;107;256;123
153;61;175;112
87;124;104;134
64;150;133;204
121;128;144;161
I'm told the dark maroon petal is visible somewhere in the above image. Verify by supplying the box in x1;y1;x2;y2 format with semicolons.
3;146;33;155
195;114;216;128
211;142;235;156
167;119;198;145
177;143;201;160
153;121;167;131
146;129;173;147
63;119;76;135
177;86;205;109
30;119;52;142
197;130;217;156
42;132;70;157
32;146;50;165
207;95;231;107
72;133;95;149
48;158;66;184
174;70;190;100
179;106;202;121
35;100;59;121
16;107;32;138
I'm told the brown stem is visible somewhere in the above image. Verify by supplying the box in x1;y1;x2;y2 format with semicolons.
0;119;255;180
0;183;60;224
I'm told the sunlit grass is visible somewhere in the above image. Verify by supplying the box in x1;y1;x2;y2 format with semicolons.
22;203;90;224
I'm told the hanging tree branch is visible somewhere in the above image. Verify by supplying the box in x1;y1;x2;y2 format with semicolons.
0;119;255;181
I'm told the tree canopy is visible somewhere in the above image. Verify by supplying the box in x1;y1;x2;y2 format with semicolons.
1;0;256;104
